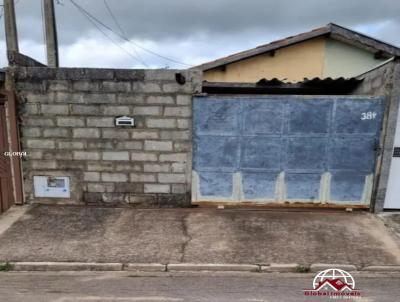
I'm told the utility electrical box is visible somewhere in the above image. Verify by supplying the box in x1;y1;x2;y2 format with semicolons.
33;176;71;198
115;116;135;126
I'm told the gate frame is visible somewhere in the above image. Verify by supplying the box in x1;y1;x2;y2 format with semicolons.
0;89;23;209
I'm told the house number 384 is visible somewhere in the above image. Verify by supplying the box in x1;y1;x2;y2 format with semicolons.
361;112;377;120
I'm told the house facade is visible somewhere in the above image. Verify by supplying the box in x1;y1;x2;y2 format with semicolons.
1;24;400;213
199;23;397;83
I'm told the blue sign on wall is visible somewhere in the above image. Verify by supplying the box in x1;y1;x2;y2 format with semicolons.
192;96;384;206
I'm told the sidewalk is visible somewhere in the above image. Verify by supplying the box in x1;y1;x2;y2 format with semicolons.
0;205;399;268
379;212;400;239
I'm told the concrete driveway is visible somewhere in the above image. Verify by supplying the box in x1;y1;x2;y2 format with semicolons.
0;205;399;266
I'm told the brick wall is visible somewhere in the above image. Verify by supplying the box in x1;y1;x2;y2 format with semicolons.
352;60;400;212
353;61;395;96
11;67;202;206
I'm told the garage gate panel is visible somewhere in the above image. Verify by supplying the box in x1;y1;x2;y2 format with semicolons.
192;95;384;206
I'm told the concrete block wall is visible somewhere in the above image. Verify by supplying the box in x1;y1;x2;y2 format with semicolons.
353;61;395;96
353;60;399;212
11;67;202;206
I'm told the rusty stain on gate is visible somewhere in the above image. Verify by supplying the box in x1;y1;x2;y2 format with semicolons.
0;91;23;214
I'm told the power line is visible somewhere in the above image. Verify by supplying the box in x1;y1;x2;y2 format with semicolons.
69;0;147;66
103;0;126;37
72;0;191;67
69;0;193;67
68;0;147;67
102;0;148;67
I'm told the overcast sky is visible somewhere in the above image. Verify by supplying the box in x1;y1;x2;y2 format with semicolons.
0;0;399;69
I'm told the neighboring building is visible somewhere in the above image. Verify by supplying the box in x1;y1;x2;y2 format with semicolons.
197;23;400;82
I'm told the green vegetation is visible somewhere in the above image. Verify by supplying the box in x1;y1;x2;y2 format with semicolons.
295;265;310;273
0;262;13;272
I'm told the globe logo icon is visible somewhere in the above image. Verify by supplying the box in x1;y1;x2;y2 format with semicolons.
313;268;355;291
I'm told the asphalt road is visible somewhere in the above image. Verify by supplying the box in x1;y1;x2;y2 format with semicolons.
0;272;399;302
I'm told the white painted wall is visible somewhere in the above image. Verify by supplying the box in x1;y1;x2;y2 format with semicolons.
384;108;400;209
323;39;387;78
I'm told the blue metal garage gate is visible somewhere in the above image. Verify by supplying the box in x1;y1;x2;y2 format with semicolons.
192;95;385;207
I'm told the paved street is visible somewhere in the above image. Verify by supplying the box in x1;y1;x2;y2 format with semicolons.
0;271;399;302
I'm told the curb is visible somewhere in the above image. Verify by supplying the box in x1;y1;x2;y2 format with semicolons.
125;263;166;272
11;262;123;271
2;262;400;273
167;263;259;272
309;263;358;273
261;263;299;272
361;266;400;272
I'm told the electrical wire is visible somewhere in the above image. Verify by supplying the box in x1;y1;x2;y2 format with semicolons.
70;0;147;66
69;0;193;67
102;0;148;67
103;0;126;37
71;0;191;67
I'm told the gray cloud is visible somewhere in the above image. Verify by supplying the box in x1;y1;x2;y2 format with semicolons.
0;0;399;68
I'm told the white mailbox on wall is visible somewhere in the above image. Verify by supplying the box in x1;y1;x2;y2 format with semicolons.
33;176;71;198
115;116;135;126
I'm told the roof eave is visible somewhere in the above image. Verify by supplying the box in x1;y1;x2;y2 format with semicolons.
195;23;400;71
195;26;331;71
329;23;400;57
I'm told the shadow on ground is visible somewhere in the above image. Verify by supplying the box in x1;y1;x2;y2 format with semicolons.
0;205;399;266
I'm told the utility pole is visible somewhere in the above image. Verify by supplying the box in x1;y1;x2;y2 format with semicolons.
43;0;59;67
3;0;19;53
